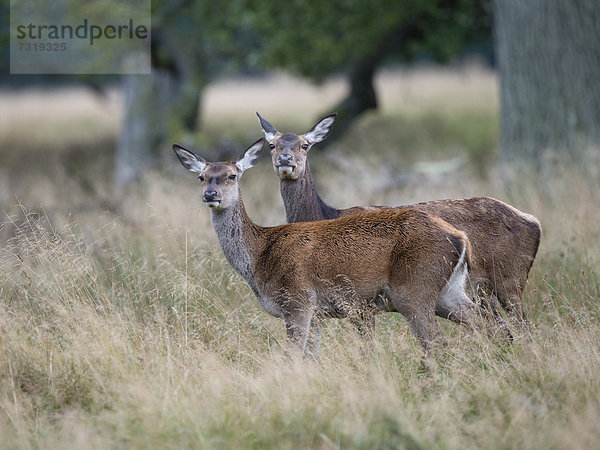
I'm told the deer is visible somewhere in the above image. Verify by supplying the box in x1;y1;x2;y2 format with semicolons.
256;112;542;326
172;138;487;358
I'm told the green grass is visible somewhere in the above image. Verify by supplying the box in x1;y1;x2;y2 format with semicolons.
1;70;600;448
340;109;498;173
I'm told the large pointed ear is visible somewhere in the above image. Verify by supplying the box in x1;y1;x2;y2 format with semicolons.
172;144;207;173
304;113;337;144
256;112;279;142
236;138;264;173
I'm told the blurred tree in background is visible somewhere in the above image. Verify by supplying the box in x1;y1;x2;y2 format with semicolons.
9;0;599;191
115;0;257;190
493;0;600;166
248;0;492;144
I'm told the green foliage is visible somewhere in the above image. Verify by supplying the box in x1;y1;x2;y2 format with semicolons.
247;0;492;81
338;109;498;177
150;0;260;79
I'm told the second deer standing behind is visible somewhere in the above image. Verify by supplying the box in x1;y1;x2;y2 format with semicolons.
257;112;542;325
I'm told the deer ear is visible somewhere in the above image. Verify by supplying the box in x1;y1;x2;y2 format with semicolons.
304;113;337;144
172;144;207;173
256;112;279;142
236;138;264;173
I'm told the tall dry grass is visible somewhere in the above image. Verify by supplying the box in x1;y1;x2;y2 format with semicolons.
1;167;599;449
1;67;599;448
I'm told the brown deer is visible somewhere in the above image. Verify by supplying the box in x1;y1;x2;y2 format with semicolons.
173;138;485;358
257;112;542;324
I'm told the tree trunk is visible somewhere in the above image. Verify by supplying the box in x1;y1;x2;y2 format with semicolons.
493;0;600;165
114;29;202;195
319;23;423;148
323;59;378;145
114;71;179;192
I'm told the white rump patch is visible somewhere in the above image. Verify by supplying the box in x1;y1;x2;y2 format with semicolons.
439;244;471;318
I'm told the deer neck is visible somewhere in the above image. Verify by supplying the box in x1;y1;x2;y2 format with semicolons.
209;196;263;293
280;162;339;223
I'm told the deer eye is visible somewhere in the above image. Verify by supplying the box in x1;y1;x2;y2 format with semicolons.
269;143;275;150
228;174;237;180
301;144;309;150
198;175;205;181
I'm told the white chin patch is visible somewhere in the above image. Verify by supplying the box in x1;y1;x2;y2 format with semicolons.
205;201;221;208
278;166;294;176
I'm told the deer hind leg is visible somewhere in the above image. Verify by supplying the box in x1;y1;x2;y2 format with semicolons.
436;266;514;341
437;291;480;326
494;276;528;325
349;311;377;354
406;309;445;355
305;319;322;362
474;282;514;341
438;287;513;341
489;257;531;324
389;289;444;355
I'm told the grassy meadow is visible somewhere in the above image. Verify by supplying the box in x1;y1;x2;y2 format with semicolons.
1;66;600;448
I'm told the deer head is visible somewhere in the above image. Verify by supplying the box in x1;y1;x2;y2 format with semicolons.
172;139;264;210
256;112;337;180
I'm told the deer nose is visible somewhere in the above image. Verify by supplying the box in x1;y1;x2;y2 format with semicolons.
203;190;218;201
278;154;293;165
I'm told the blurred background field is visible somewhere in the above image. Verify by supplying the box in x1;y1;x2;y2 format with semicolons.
1;0;600;448
0;64;500;228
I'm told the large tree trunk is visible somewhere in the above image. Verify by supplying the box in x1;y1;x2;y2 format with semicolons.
114;29;202;195
323;58;378;145
493;0;600;165
114;71;182;192
320;23;423;148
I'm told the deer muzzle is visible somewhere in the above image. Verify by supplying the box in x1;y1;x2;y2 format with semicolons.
203;190;221;208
